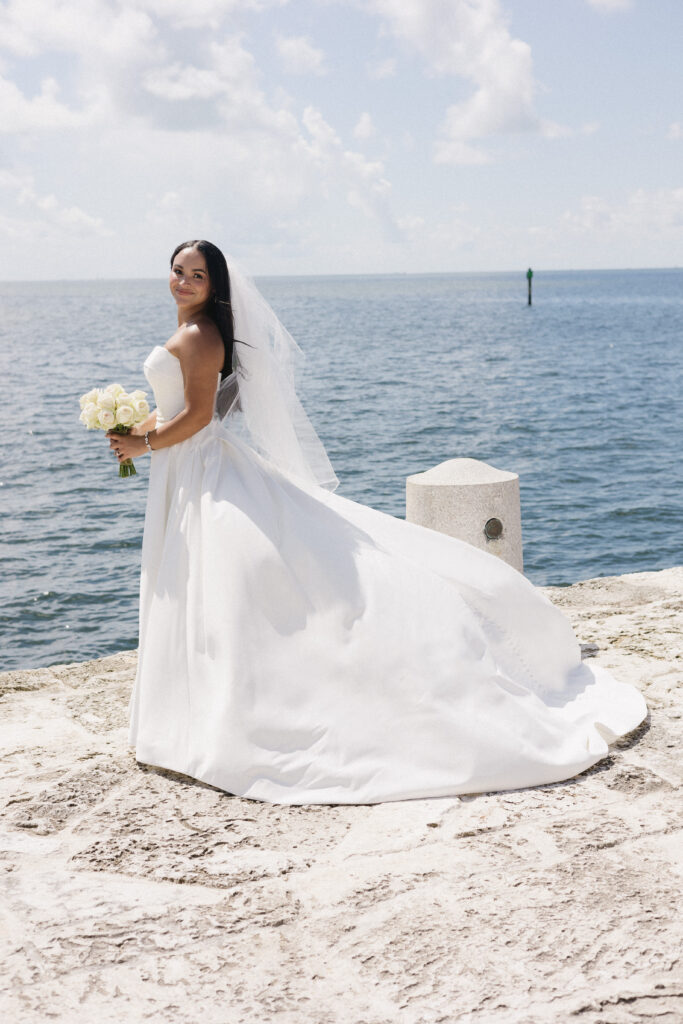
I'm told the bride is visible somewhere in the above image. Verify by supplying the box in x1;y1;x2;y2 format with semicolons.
108;239;646;805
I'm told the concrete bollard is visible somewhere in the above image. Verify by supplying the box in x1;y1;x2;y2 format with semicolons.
406;457;524;573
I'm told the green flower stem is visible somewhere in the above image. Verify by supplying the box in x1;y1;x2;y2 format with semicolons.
114;424;138;478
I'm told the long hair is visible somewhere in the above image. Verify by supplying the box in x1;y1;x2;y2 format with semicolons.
170;239;236;381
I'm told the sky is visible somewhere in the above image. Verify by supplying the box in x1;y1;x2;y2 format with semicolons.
0;0;681;279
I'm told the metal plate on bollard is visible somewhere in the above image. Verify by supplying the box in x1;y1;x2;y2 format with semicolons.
484;517;503;540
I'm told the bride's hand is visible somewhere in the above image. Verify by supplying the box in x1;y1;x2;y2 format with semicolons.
106;430;148;463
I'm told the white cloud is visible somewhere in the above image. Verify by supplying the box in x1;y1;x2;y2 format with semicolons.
434;137;491;166
143;63;228;102
0;0;158;62
0;0;285;60
540;119;572;139
367;57;396;80
666;122;682;141
0;0;165;131
302;106;389;194
141;36;301;137
299;105;395;232
0;4;393;251
395;204;481;254
0;170;108;234
536;118;597;141
159;191;180;209
396;214;425;233
370;0;544;165
276;35;326;76
0;75;96;132
584;0;631;11
562;188;683;237
88;30;396;245
131;0;286;29
353;112;375;140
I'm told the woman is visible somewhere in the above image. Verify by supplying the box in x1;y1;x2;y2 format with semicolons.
110;240;646;805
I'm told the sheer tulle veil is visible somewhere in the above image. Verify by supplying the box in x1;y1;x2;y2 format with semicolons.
215;262;339;493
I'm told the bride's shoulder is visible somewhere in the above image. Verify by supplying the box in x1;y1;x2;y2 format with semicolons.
169;319;223;365
177;317;222;346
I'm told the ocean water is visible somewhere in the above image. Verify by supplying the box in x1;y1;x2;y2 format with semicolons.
1;269;681;673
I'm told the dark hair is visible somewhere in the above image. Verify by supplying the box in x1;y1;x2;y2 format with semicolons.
170;239;236;380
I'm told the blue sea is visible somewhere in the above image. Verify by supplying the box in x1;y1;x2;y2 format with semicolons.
1;269;681;673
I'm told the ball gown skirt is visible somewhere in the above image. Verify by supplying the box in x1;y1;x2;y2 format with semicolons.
127;346;647;804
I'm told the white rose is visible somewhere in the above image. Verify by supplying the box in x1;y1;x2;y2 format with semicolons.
81;402;100;429
98;391;115;411
79;387;99;410
105;382;124;397
116;404;135;427
98;408;116;428
132;397;150;418
130;389;147;401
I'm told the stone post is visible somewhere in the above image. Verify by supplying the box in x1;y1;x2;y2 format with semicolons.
406;457;524;572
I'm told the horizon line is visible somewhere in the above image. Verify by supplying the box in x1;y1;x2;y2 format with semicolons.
1;265;682;285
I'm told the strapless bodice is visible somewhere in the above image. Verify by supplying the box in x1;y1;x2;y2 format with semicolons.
143;346;185;425
143;346;238;427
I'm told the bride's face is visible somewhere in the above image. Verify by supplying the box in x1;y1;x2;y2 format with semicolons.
169;247;212;312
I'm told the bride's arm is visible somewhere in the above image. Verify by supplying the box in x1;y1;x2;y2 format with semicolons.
149;326;223;450
130;411;157;436
107;324;223;462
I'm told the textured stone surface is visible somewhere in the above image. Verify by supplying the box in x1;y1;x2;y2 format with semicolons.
1;567;681;1023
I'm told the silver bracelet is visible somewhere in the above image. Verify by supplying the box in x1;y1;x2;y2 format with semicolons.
144;431;153;453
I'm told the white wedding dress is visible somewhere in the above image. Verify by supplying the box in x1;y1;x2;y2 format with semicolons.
127;344;647;804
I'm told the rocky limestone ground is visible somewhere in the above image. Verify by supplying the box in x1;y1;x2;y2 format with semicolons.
1;566;681;1024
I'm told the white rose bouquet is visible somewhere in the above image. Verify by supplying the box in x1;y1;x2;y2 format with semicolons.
79;382;150;477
